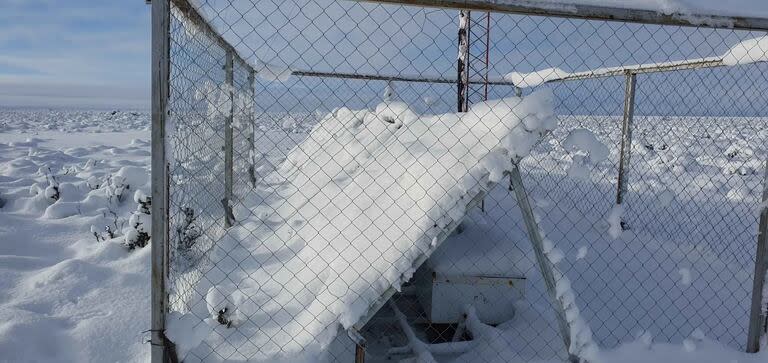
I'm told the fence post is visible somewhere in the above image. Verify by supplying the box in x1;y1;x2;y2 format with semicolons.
508;164;578;363
150;0;170;362
457;10;469;113
747;159;768;352
355;343;366;363
223;50;234;227
615;71;636;207
248;68;257;188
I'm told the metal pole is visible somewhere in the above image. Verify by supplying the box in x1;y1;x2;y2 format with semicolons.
615;71;636;207
248;69;257;188
170;0;253;74
150;0;170;362
352;0;768;31
457;10;469;113
508;164;577;363
355;343;366;363
224;50;234;228
483;12;490;101
747;160;768;353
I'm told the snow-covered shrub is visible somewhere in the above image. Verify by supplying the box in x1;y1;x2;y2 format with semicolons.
125;190;151;249
43;169;60;203
90;225;100;242
86;176;100;190
177;207;202;250
106;166;148;204
205;286;244;328
106;174;129;203
91;224;117;242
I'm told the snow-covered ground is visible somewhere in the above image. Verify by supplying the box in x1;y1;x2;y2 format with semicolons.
0;108;766;362
0;110;151;362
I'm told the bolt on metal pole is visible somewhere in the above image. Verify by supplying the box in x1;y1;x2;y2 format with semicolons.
223;50;234;228
747;159;768;353
615;71;636;206
508;164;577;363
150;0;170;362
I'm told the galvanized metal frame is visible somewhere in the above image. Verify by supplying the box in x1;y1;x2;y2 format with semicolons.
353;0;768;31
747;160;768;352
457;10;470;112
508;164;579;362
169;0;254;74
615;71;636;207
153;1;768;361
151;0;170;362
223;50;234;228
528;57;735;85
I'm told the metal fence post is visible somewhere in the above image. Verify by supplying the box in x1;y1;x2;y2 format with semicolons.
747;159;768;353
248;69;257;188
457;10;469;113
151;0;170;362
223;50;234;228
509;165;578;363
355;343;366;363
615;71;636;207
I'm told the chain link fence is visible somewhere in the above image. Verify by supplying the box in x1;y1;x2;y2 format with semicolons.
154;0;768;361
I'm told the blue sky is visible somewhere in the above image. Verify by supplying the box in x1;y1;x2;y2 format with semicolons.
0;0;764;115
0;0;150;109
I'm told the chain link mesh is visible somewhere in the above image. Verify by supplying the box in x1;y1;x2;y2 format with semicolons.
163;0;768;361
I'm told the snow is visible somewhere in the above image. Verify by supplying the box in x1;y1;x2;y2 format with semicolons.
165;312;213;359
521;0;768;19
505;35;768;90
575;246;588;260
606;204;624;239
254;59;293;82
563;129;609;162
0;111;152;362
429;208;528;276
722;36;768;66
678;267;692;286
596;337;767;363
563;128;609;180
180;90;558;360
505;68;569;88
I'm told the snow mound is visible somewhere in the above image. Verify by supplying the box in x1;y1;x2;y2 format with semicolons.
182;90;557;360
722;36;768;66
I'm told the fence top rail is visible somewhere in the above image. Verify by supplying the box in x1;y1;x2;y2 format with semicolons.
353;0;768;31
168;0;768;89
507;56;727;88
289;52;764;87
170;0;254;73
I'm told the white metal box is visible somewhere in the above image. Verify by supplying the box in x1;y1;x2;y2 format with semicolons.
414;264;526;324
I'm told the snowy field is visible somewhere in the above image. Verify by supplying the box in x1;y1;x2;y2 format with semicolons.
0;110;151;362
0;108;766;362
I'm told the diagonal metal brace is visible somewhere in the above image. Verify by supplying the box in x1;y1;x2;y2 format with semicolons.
508;162;580;363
